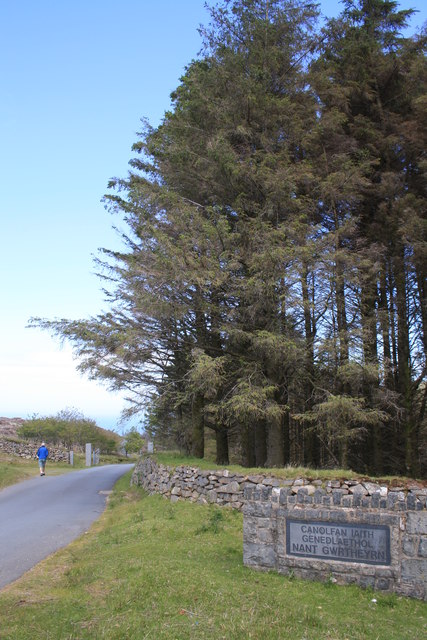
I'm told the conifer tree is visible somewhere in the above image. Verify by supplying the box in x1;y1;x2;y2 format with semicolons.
31;0;426;475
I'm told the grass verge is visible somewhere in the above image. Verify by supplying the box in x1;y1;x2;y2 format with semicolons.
0;454;82;490
0;471;425;640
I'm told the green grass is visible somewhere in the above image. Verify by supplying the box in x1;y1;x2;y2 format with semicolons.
153;451;418;484
0;471;425;640
0;454;83;490
0;455;35;489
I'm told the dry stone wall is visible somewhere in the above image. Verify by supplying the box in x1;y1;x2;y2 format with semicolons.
0;439;69;462
131;456;246;509
132;456;427;599
131;456;426;512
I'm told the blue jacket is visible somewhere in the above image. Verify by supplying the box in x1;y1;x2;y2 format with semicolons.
37;446;49;460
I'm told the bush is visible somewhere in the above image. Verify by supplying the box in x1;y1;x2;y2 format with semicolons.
18;408;118;453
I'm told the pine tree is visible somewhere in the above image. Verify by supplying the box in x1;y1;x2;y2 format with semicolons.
30;1;426;475
307;0;426;474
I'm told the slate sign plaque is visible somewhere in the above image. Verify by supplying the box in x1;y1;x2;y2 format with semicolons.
286;519;390;565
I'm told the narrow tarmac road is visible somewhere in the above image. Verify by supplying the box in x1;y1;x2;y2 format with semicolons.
0;464;134;589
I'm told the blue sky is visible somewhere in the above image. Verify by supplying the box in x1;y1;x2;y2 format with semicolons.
1;1;425;432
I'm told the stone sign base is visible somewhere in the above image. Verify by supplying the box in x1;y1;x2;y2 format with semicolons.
132;456;426;600
243;485;426;600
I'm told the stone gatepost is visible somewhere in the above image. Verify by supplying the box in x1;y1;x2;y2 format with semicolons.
85;443;92;467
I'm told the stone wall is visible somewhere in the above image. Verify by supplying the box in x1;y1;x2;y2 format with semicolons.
131;456;426;512
132;456;427;599
131;456;246;508
0;438;69;462
244;484;427;600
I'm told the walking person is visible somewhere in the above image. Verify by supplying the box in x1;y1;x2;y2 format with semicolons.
36;442;49;476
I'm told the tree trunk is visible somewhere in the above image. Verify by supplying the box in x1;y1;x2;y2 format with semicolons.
378;265;393;388
301;263;318;467
282;407;290;465
415;264;427;362
331;203;349;368
240;423;256;467
335;260;349;367
266;413;284;467
394;249;418;475
361;279;378;366
254;419;267;467
361;276;383;473
215;427;229;465
191;393;204;458
388;266;399;389
339;436;348;470
369;422;383;476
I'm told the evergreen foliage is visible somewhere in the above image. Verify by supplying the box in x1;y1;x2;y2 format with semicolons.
31;1;426;475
